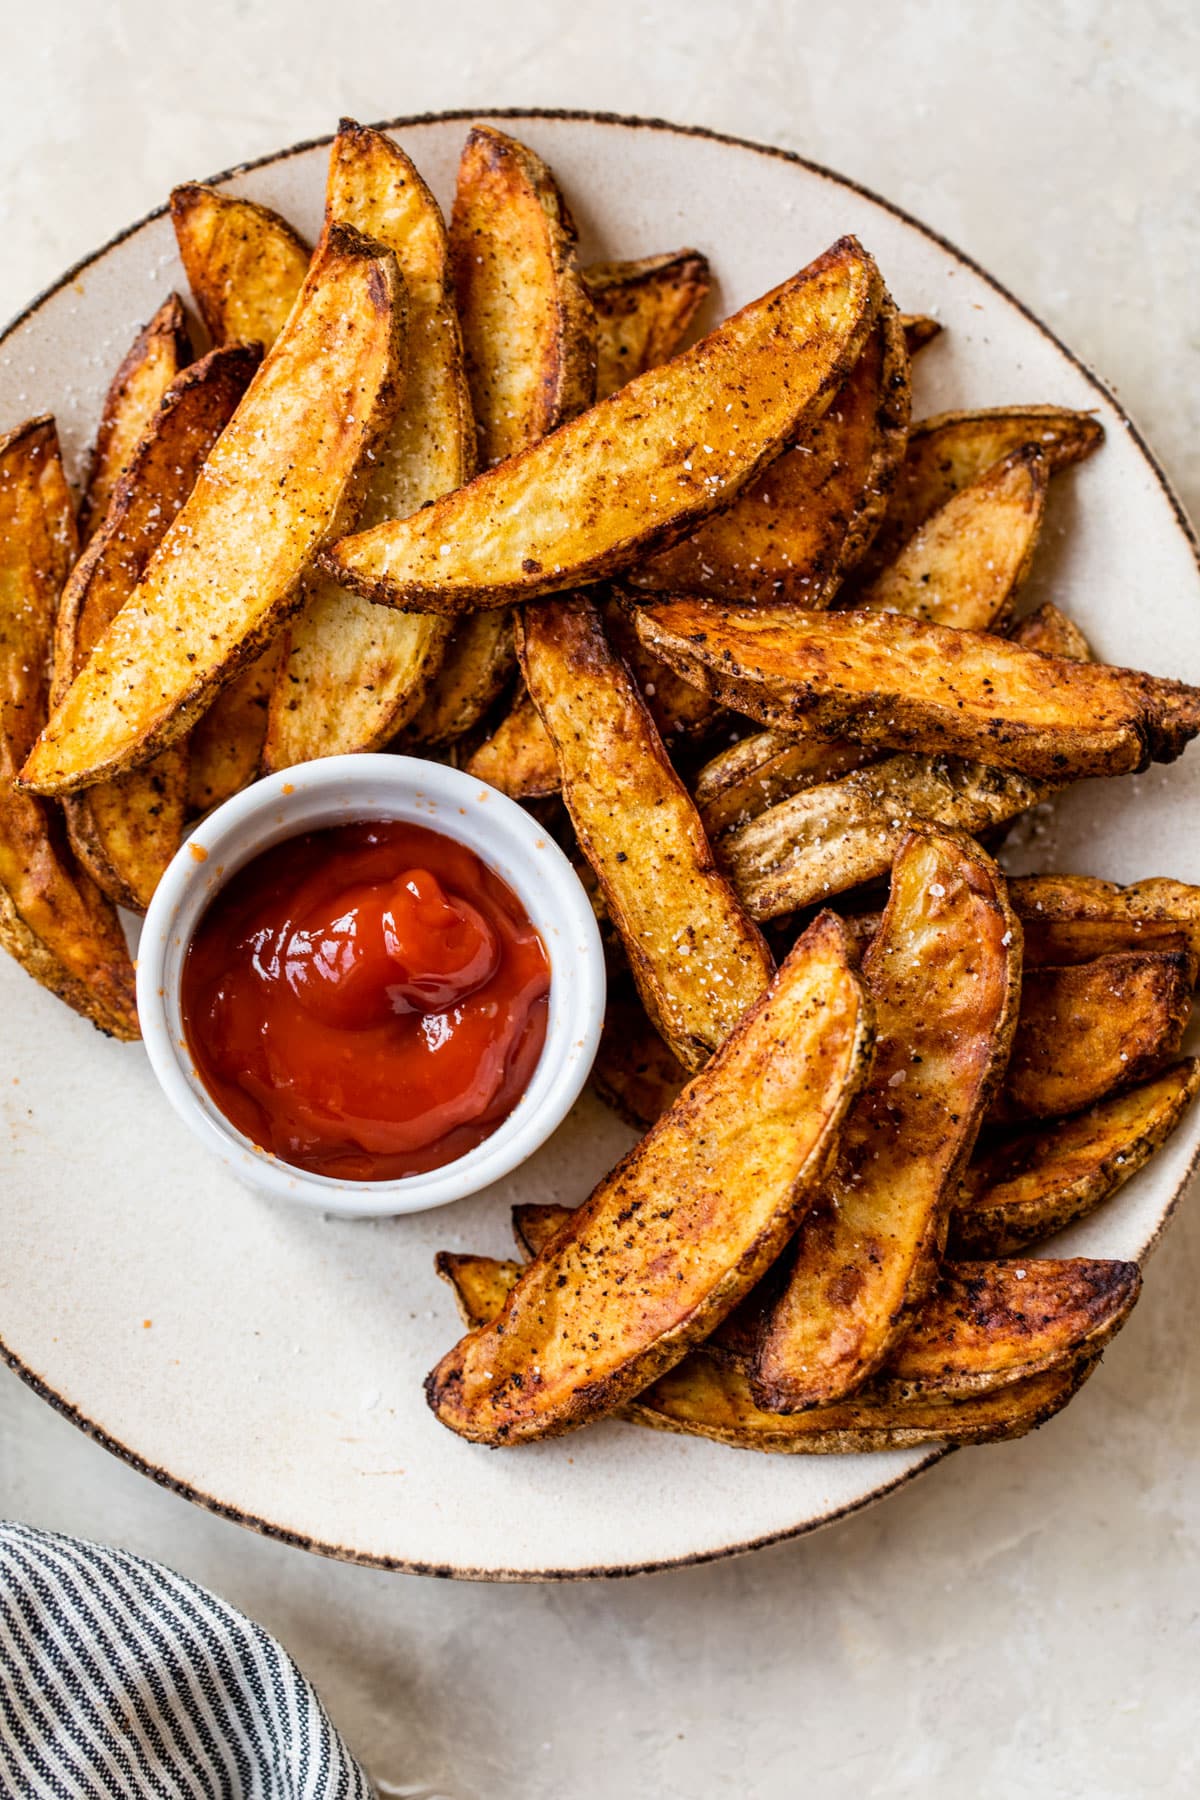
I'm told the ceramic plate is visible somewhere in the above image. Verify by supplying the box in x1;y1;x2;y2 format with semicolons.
2;111;1198;1581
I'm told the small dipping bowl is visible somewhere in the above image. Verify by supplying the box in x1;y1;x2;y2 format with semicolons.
136;755;606;1218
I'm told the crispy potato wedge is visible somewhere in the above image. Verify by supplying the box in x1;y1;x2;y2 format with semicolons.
1007;600;1092;662
586;249;711;400
864;403;1104;576
694;733;875;837
56;345;260;907
407;126;596;746
628;299;909;605
510;1203;1138;1405
899;313;942;356
462;683;559;797
953;1061;1200;1255
714;604;1090;915
21;224;406;797
78;294;192;542
1020;916;1194;975
436;1252;1101;1451
845;445;1048;629
324;236;882;613
996;949;1192;1123
752;832;1020;1411
425;913;873;1444
1010;873;1200;975
518;595;773;1069
171;183;311;349
451;123;596;469
634;597;1200;781
264;123;474;767
0;418;137;1037
600;598;717;740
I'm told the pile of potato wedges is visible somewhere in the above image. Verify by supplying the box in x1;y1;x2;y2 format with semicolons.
3;118;1199;1456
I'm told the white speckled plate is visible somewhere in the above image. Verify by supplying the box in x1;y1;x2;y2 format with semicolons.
2;111;1198;1581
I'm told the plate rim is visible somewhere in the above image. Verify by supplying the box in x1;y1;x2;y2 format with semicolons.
2;106;1197;1583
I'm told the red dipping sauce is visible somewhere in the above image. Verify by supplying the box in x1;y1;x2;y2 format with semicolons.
181;820;550;1181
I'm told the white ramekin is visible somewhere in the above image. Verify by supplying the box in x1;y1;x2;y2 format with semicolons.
136;754;606;1218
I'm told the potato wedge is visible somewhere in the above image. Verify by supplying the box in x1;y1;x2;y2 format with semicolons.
634;597;1200;781
600;598;717;740
718;604;1091;915
405;126;596;746
0;418;137;1037
994;949;1192;1123
844;444;1048;629
461;683;559;797
425;912;873;1444
55;345;260;908
864;403;1104;576
510;1204;1138;1405
78;294;192;542
1010;873;1200;975
752;831;1020;1411
186;647;280;815
20;224;406;797
264;123;475;767
170;182;311;349
436;1252;1101;1452
585;249;711;400
518;595;772;1069
899;313;942;356
1007;600;1092;663
953;1061;1200;1255
694;733;875;837
628;299;909;604
323;236;882;613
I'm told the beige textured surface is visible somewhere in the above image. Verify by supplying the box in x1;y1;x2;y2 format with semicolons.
1;3;1198;1796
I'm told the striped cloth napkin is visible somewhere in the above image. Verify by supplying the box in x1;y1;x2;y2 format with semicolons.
0;1523;372;1798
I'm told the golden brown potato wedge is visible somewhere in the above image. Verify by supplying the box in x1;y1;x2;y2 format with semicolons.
451;123;596;469
1010;873;1200;976
264;123;475;767
844;444;1048;629
510;1205;1139;1405
0;418;138;1037
407;126;596;746
436;1252;1101;1452
1020;916;1194;976
170;183;311;349
21;224;406;797
996;949;1192;1123
57;345;260;907
863;403;1104;576
78;294;192;543
752;832;1020;1411
694;733;876;838
518;595;773;1069
585;249;711;400
425;912;873;1445
628;299;909;605
953;1061;1200;1255
600;597;717;740
635;597;1200;782
461;683;560;797
323;236;882;613
718;604;1091;915
899;313;942;356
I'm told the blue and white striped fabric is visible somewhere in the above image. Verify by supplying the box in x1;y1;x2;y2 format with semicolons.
0;1523;372;1798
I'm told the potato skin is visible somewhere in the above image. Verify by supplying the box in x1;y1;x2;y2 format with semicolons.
585;249;710;400
170;182;311;350
426;913;873;1445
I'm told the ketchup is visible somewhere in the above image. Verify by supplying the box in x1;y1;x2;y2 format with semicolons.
181;821;550;1181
